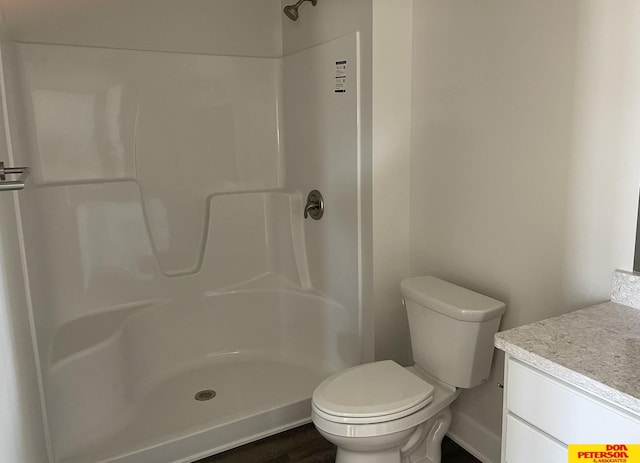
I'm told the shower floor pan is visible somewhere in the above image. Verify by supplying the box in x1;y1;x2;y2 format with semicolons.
58;355;329;463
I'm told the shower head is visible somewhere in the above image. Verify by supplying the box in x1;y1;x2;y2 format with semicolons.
283;0;318;22
283;4;299;21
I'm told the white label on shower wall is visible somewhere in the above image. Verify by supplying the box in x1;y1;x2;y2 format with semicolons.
335;60;347;93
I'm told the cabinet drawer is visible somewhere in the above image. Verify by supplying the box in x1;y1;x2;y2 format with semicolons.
506;358;640;444
505;413;566;463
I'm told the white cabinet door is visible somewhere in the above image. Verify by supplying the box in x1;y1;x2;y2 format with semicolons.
505;413;566;463
507;359;640;445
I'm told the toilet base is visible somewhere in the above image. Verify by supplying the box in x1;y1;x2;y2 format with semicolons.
326;407;452;463
320;426;415;463
406;407;452;463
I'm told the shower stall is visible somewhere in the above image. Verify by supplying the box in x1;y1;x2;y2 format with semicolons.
0;3;364;462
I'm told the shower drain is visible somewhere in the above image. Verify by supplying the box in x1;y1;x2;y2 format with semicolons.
194;390;217;401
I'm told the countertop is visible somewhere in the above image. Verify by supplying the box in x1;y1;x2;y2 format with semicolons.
494;301;640;415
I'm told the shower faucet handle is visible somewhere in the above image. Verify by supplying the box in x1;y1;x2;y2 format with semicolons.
304;190;324;220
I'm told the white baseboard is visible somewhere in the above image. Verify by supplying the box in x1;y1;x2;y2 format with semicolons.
447;409;501;463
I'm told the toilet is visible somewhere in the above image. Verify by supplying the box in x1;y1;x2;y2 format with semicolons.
311;276;505;463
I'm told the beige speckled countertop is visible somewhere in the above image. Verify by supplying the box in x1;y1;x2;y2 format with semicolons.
495;301;640;415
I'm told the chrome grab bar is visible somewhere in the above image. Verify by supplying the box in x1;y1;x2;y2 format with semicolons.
0;161;30;191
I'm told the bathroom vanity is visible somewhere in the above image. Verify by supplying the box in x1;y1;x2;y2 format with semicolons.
495;271;640;463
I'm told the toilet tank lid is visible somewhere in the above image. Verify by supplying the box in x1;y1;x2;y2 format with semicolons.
401;276;505;322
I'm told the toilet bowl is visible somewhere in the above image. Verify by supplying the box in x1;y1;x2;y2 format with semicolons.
311;276;505;463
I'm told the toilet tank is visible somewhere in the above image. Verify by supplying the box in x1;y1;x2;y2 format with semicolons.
401;276;505;389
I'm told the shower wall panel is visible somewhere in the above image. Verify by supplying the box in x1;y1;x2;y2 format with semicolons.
16;41;286;353
23;187;309;358
283;33;361;352
0;42;49;463
19;44;283;276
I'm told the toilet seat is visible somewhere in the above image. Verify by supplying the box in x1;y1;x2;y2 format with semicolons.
312;396;433;425
312;360;435;424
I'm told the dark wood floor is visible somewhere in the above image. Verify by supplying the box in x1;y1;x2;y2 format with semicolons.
196;424;481;463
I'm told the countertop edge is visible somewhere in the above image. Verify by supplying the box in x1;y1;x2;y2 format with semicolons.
495;335;640;415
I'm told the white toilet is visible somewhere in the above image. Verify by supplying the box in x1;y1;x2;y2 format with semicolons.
311;276;505;463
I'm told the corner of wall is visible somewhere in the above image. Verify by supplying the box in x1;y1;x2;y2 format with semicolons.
371;0;413;364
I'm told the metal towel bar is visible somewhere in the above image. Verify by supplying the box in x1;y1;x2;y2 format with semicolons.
0;161;30;191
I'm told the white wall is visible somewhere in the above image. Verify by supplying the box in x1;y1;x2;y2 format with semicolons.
0;0;282;57
281;0;371;57
410;1;640;461
371;0;413;365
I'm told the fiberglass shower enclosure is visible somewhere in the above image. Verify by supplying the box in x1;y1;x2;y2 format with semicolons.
0;13;363;463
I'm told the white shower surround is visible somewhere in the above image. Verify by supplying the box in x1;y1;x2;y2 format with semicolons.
14;34;362;462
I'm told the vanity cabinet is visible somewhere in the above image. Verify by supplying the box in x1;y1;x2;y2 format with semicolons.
501;357;640;463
